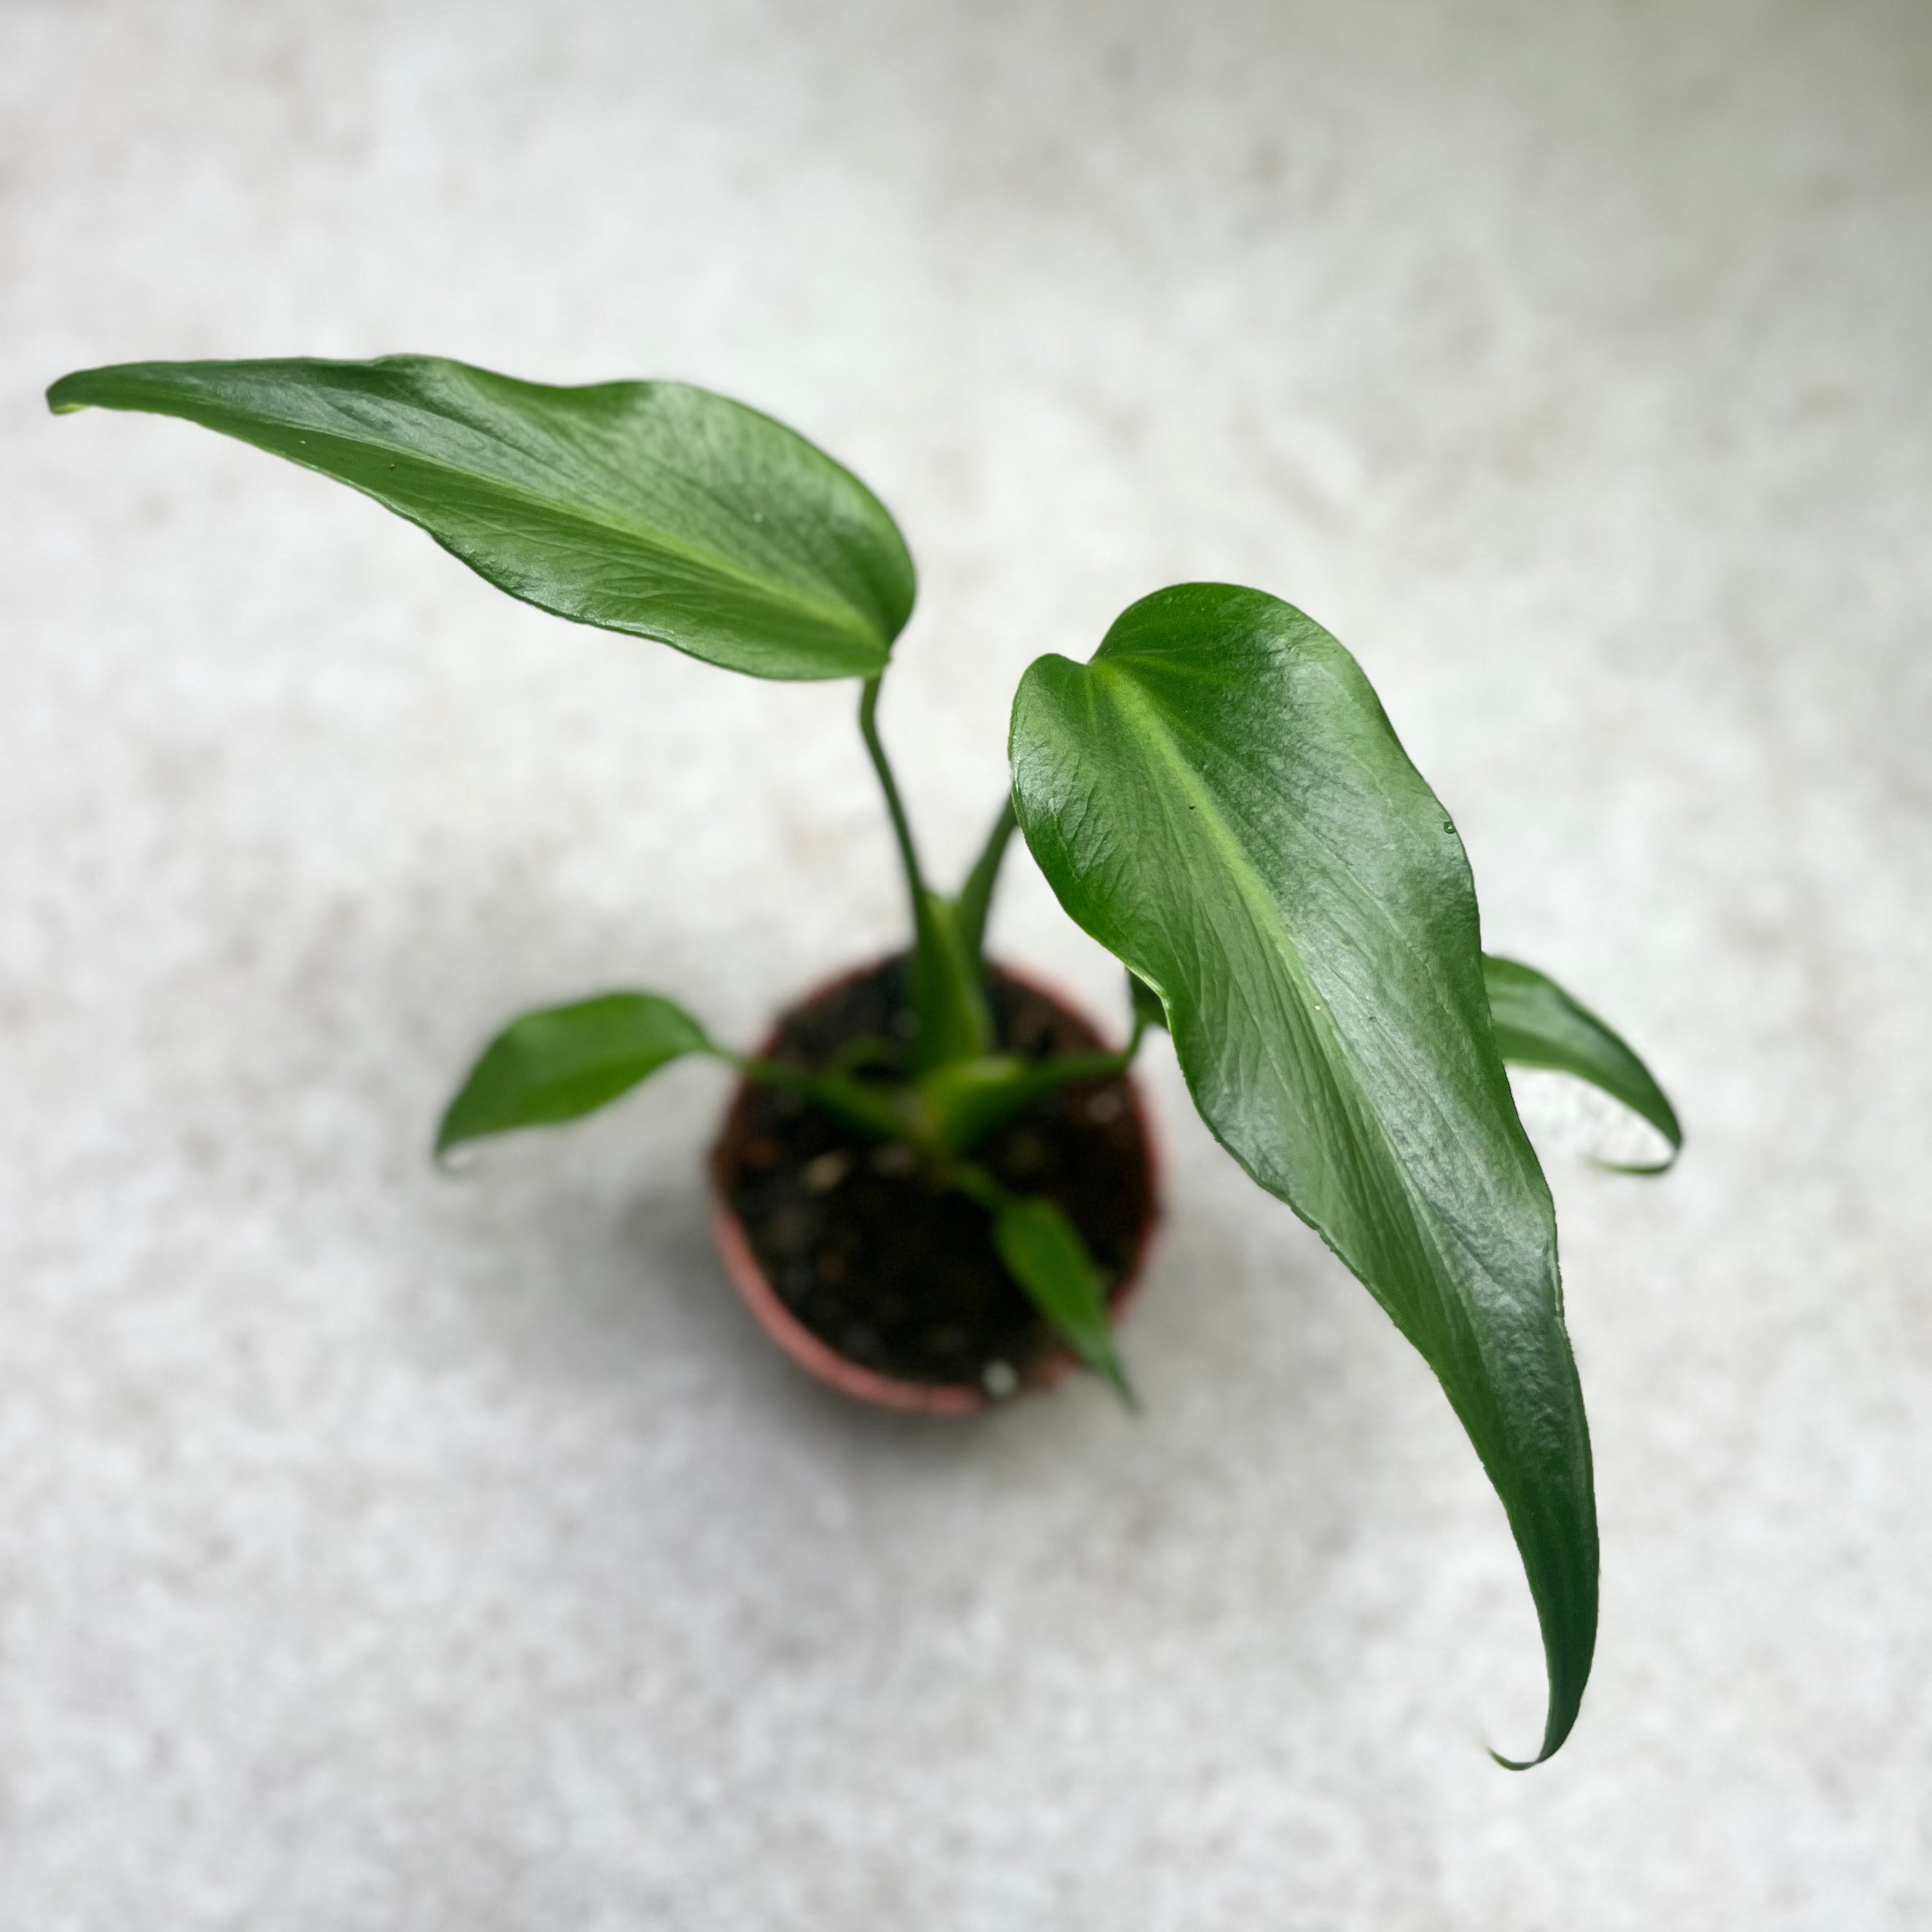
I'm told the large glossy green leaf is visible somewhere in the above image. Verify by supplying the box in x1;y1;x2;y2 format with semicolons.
47;356;915;680
437;993;714;1154
1010;582;1595;1764
1485;955;1681;1173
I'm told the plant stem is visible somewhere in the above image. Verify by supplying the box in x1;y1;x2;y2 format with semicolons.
859;674;993;1068
730;1050;912;1142
954;794;1019;965
1012;1016;1150;1095
858;673;927;929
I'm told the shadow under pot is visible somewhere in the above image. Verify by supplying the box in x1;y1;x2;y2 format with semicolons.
709;953;1161;1415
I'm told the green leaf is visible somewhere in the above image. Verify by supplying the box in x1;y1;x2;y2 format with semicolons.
990;1195;1134;1404
1485;955;1681;1173
1010;582;1594;1764
437;992;715;1154
48;356;914;681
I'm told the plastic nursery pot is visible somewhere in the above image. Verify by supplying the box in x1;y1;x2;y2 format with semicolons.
709;954;1162;1415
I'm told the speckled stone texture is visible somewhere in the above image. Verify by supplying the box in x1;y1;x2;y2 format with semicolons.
4;2;1929;1925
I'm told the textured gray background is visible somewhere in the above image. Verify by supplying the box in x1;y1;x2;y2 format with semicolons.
4;1;1929;1925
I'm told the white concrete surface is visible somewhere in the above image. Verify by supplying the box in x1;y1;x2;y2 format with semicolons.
5;1;1929;1925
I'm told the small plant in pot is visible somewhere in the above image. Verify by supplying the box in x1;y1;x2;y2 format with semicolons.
49;354;1681;1764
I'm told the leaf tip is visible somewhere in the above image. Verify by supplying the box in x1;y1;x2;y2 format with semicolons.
1487;1734;1566;1772
1592;1145;1681;1178
431;1114;480;1170
47;372;95;415
1484;1694;1583;1770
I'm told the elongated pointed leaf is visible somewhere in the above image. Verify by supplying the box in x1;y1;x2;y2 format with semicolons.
438;993;715;1154
1485;955;1681;1173
1010;583;1595;1763
48;356;915;680
991;1196;1134;1404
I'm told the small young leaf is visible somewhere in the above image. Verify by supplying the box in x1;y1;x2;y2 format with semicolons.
1485;955;1681;1172
48;357;915;681
991;1196;1134;1404
437;993;714;1154
1010;582;1595;1763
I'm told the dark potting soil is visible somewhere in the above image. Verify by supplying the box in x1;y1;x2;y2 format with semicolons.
711;955;1157;1392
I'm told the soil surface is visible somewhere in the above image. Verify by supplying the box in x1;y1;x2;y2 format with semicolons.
711;955;1157;1391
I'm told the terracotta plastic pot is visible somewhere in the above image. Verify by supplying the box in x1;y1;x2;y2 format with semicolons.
710;957;1161;1415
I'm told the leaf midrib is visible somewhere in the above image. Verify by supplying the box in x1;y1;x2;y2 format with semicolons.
1098;668;1408;1181
1097;660;1517;1348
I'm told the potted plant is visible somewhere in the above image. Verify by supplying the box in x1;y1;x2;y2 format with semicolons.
47;354;1681;1764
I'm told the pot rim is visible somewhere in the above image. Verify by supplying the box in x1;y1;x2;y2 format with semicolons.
710;953;1162;1415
